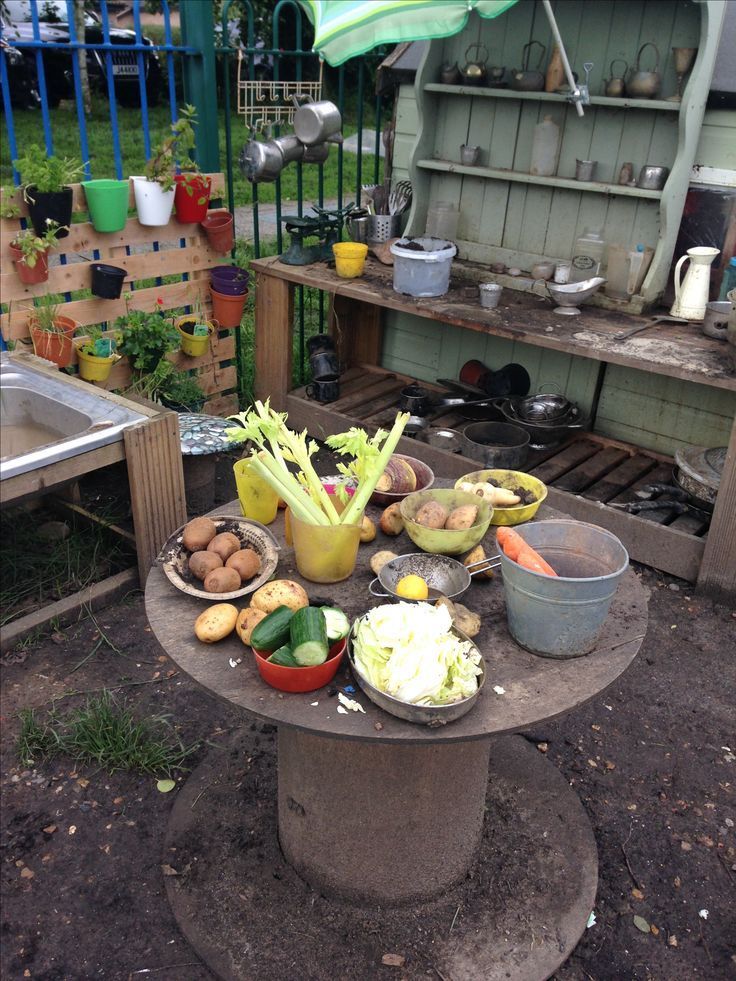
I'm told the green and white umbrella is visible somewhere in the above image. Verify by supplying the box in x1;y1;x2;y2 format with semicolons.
301;0;585;115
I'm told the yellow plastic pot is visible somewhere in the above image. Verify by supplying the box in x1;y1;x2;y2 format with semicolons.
454;469;548;526
176;317;214;357
233;457;279;525
75;343;119;383
332;242;368;279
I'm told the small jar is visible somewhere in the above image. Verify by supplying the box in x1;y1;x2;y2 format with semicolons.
554;262;571;284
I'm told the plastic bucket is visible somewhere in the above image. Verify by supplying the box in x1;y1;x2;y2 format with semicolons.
390;237;457;297
333;242;368;278
499;519;629;658
90;262;127;298
201;211;234;253
81;179;130;232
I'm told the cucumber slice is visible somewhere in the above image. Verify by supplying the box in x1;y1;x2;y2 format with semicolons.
321;606;350;643
290;607;329;666
267;645;299;667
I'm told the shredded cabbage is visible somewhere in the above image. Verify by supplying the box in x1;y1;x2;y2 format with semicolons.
352;603;482;705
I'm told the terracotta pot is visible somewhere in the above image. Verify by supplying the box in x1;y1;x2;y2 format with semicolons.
201;210;234;254
29;314;77;368
10;243;49;284
174;174;212;224
209;286;248;328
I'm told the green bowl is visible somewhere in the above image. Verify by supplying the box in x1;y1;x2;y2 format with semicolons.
399;489;493;555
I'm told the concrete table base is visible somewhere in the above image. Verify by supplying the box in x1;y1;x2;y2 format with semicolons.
165;733;598;981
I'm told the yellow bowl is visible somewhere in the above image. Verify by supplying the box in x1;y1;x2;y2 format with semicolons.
454;469;547;526
399;488;492;555
333;242;368;278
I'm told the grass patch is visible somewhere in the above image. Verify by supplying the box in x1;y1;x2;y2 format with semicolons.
17;691;198;776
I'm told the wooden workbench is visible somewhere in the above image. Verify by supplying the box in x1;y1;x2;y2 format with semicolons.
251;255;736;596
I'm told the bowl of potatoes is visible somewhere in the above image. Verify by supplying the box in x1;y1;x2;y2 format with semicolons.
157;515;280;600
454;469;547;526
399;489;493;555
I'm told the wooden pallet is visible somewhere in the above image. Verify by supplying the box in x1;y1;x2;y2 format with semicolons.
286;365;708;582
0;176;238;416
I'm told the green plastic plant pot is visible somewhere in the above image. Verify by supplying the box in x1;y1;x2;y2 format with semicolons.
82;179;130;233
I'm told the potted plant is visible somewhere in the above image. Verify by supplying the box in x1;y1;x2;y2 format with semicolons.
28;293;78;368
175;292;215;357
0;186;22;220
81;178;131;233
116;295;179;373
13;145;84;238
125;357;205;412
74;326;121;383
132;105;200;227
9;220;67;285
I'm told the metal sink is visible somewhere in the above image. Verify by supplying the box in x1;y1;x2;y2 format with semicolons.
0;354;147;481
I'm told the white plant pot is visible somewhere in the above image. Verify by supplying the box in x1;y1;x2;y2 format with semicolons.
131;176;175;226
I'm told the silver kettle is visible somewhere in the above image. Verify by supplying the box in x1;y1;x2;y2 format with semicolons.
239;139;285;183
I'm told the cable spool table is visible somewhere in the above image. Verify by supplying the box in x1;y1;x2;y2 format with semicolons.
145;496;648;981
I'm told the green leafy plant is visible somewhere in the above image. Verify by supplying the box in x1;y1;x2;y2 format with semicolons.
13;144;85;199
0;186;21;219
124;357;204;411
116;295;179;372
11;220;67;267
144;104;200;193
77;325;119;358
189;291;209;325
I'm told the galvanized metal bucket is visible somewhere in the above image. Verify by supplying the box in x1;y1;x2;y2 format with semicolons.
499;519;629;658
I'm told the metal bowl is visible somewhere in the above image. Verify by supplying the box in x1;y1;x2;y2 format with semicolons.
348;618;486;725
400;488;493;555
454;468;548;526
369;552;472;602
547;276;606;315
157;516;280;600
416;427;464;452
516;392;573;422
369;454;435;506
498;398;587;446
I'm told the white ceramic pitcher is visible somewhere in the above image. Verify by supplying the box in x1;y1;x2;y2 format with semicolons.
670;247;720;320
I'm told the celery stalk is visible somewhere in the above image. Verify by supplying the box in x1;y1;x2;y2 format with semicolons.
246;453;330;525
338;412;410;525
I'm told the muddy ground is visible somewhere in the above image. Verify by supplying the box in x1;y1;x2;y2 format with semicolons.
1;456;735;981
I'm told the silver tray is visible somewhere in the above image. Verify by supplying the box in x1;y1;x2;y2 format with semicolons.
347;619;485;725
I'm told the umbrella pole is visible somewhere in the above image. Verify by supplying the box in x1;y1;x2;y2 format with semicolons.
541;0;585;117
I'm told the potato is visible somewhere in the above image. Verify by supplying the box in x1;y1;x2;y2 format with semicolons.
189;550;224;582
195;603;239;643
226;548;261;581
203;567;242;594
445;504;479;530
464;545;495;580
235;607;268;646
250;579;309;614
206;532;241;562
414;501;449;529
360;515;377;543
182;516;218;552
379;502;404;536
434;596;481;638
370;550;398;575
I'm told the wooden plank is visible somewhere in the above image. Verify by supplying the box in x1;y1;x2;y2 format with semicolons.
330;296;383;369
698;416;736;596
0;442;126;507
254;270;294;411
328;375;403;415
530;440;603;483
583;453;660;502
203;393;239;417
124;413;187;584
553;447;631;494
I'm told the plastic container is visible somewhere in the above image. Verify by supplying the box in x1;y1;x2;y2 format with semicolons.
90;262;126;299
209;286;248;328
233;457;279;525
75;343;117;383
390;237;457;298
425;202;459;240
530;116;560;177
82;179;130;233
201;211;234;254
720;256;736;300
174;174;211;223
252;638;346;693
498;519;629;658
290;511;362;583
176;317;214;357
210;265;249;295
605;244;653;299
332;242;368;278
131;176;175;226
569;228;606;282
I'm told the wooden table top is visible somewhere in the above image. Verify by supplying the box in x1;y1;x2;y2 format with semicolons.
145;493;648;745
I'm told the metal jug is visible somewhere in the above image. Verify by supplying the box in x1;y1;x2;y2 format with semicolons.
604;59;628;97
626;42;661;98
670;247;720;320
459;43;488;85
510;41;546;91
239;139;285;183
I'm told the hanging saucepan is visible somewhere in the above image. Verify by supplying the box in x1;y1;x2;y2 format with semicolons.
510;40;546;92
672;445;725;513
459;44;489;85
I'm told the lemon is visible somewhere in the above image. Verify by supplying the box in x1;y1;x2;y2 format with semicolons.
395;574;429;601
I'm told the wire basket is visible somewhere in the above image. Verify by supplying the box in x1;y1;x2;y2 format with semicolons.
237;50;323;133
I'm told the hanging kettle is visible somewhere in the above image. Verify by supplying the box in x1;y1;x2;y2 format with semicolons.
239;139;285;183
459;44;489;85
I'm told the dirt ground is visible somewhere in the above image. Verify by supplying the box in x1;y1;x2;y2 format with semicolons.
1;457;735;981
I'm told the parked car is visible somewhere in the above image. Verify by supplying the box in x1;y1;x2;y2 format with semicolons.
1;0;163;109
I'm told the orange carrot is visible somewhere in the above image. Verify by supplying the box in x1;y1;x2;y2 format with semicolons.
497;527;557;576
496;526;524;560
516;544;558;577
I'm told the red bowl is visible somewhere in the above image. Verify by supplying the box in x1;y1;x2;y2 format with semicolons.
252;637;347;693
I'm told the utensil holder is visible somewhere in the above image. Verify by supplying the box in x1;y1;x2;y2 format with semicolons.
367;213;401;244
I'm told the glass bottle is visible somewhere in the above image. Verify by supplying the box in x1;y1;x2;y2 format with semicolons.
530;116;560;177
570;228;606;282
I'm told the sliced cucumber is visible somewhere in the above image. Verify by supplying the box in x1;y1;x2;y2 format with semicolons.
267;645;299;667
321;606;350;643
290;607;329;666
250;605;294;652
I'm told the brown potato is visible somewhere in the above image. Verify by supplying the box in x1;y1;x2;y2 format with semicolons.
203;566;242;594
359;515;377;543
445;504;479;530
370;550;398;575
414;501;449;529
226;548;261;581
250;580;309;614
464;545;495;580
182;516;218;551
235;607;268;646
206;532;241;562
434;596;481;637
194;603;239;643
379;502;404;536
189;550;223;582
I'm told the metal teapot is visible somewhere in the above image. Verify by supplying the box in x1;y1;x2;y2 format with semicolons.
604;58;628;97
510;40;546;91
626;42;661;98
459;43;488;85
439;61;461;85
